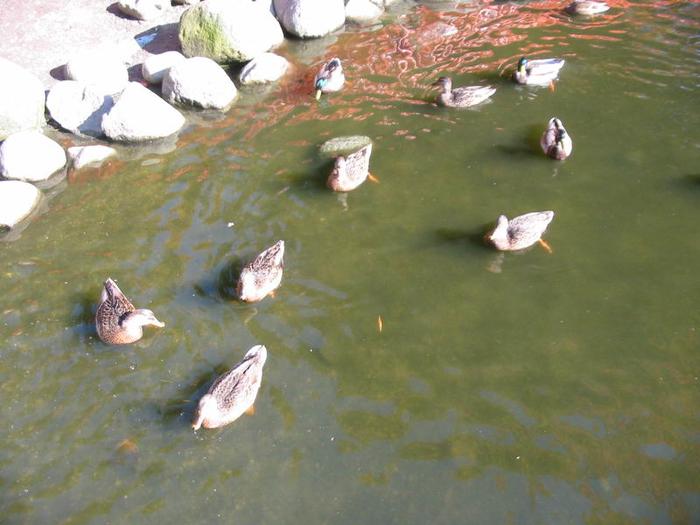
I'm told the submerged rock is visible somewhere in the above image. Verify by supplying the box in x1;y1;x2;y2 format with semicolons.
67;145;117;169
102;82;186;141
64;49;129;95
0;180;42;229
319;135;372;158
179;0;284;63
345;0;384;23
0;58;45;140
116;0;168;20
46;81;114;138
162;57;237;109
239;53;289;85
142;51;186;84
274;0;345;38
0;130;66;182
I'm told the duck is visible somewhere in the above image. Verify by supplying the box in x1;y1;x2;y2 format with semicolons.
95;278;164;345
327;143;373;192
513;57;565;86
487;211;555;252
192;345;267;430
237;240;285;302
432;77;496;108
566;0;610;15
314;58;345;100
540;117;573;160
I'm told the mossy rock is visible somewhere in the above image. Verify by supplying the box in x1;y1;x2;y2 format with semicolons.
319;136;373;158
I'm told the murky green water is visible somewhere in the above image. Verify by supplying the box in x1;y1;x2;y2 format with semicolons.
2;1;699;523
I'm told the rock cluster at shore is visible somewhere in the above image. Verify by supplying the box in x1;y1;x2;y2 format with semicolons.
0;0;403;233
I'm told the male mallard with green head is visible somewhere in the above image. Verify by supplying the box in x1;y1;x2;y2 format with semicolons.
487;211;555;252
314;58;345;100
432;76;496;108
237;240;285;302
541;117;573;160
192;345;267;430
95;278;164;345
513;57;565;85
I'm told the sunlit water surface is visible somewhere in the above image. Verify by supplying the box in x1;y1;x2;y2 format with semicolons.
2;1;699;523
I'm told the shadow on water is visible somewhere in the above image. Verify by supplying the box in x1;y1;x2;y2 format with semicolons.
192;258;245;301
435;221;495;251
68;291;98;341
495;124;543;158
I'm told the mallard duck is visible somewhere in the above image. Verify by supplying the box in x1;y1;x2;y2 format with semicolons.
541;117;573;160
95;278;164;345
237;240;285;302
314;58;345;100
513;57;565;85
192;345;267;430
327;143;372;192
432;77;496;108
487;211;555;252
566;0;609;15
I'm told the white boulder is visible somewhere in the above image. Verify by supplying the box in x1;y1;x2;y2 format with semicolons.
64;49;129;95
162;57;237;110
46;81;114;138
102;82;186;141
0;130;66;182
0;181;42;229
273;0;345;38
116;0;168;20
239;53;289;85
0;58;45;140
345;0;384;22
142;51;186;84
67;145;117;169
179;0;284;63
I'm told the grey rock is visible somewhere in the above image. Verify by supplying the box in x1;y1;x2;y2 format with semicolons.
102;82;186;141
274;0;345;38
64;49;129;95
179;0;284;63
239;53;289;85
346;0;384;22
0;180;42;229
142;51;186;84
67;145;117;169
0;130;66;182
319;135;372;157
0;57;45;140
46;81;114;138
116;0;168;20
162;57;237;110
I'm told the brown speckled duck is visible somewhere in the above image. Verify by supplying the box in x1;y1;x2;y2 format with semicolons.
487;211;555;252
237;240;285;302
432;77;496;108
327;144;372;192
192;345;268;430
95;278;164;345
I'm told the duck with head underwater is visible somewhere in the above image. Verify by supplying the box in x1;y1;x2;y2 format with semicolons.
541;117;573;160
95;278;164;345
314;57;345;100
566;0;610;15
487;211;555;253
237;240;285;303
513;56;565;86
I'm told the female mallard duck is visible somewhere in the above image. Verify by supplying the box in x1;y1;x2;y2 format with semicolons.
541;117;573;160
327;143;372;192
314;58;345;100
432;77;496;108
192;345;267;430
237;240;285;302
488;211;555;252
513;57;565;85
95;278;164;345
566;0;609;15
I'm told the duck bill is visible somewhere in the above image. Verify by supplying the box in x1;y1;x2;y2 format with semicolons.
152;319;165;328
315;89;322;100
192;413;204;431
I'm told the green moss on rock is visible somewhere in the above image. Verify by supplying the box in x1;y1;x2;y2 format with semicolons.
179;7;237;63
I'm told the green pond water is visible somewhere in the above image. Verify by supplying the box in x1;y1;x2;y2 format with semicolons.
2;1;700;523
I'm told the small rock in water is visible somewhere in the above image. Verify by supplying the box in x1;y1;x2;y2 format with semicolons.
0;181;42;229
0;130;66;182
345;0;384;23
162;57;238;110
46;81;114;138
274;0;346;38
319;135;373;158
142;51;186;84
239;53;289;85
67;145;117;170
